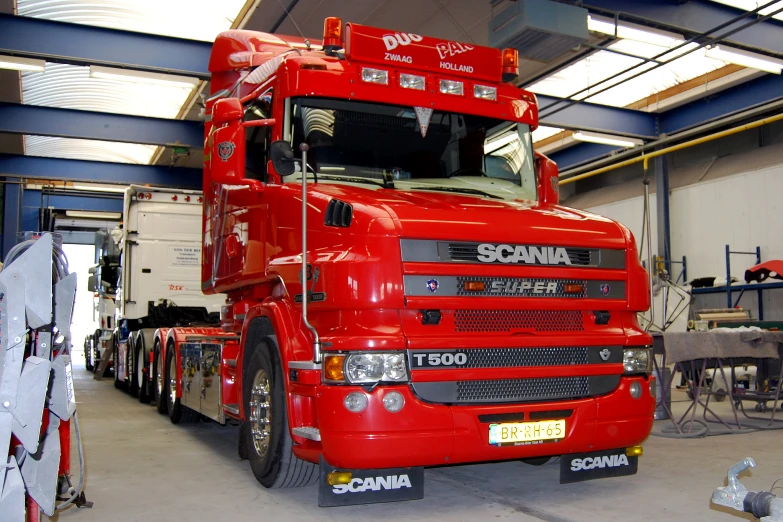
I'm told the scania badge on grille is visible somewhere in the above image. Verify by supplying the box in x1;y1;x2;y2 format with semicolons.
426;279;439;292
599;349;611;361
600;283;611;296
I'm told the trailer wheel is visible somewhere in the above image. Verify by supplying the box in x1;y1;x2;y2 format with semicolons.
138;343;151;403
243;342;318;488
113;336;125;390
166;346;200;424
128;336;139;397
154;346;166;413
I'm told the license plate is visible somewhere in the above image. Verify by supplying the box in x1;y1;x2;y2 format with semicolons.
488;419;566;445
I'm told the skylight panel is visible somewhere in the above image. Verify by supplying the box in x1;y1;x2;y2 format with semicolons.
17;0;249;41
706;0;783;21
25;136;158;164
533;126;565;143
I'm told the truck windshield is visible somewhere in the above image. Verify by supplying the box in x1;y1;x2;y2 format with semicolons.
287;97;537;201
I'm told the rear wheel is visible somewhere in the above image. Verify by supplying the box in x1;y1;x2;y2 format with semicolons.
154;348;167;414
138;344;151;403
166;346;199;424
243;342;318;488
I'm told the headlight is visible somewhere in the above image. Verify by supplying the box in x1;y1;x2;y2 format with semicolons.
344;352;409;384
623;347;652;375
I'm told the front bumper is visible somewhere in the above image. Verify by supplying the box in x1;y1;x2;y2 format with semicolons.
315;375;654;469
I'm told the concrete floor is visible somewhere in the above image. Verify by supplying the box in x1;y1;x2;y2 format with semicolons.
47;362;783;522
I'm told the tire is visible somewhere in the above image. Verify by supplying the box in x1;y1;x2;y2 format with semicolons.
243;341;318;488
154;346;167;414
521;457;552;466
138;341;151;403
113;337;124;390
128;336;139;397
166;346;200;424
85;339;94;372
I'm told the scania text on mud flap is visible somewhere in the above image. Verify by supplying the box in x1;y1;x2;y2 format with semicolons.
153;16;656;506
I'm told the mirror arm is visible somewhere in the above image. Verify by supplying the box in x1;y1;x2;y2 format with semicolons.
242;118;276;128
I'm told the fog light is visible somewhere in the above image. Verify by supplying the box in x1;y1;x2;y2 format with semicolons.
649;378;657;398
327;471;352;485
344;392;368;413
626;446;643;457
382;391;405;413
629;381;642;399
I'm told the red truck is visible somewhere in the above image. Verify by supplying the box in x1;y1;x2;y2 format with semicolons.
154;18;655;506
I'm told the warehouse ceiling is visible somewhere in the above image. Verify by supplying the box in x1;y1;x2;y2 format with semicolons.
1;0;783;177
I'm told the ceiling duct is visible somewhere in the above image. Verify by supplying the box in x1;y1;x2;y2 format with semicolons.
489;0;588;63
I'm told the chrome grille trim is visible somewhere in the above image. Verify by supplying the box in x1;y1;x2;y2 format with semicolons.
400;239;625;269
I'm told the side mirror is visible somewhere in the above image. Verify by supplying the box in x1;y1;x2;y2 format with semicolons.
212;98;243;126
270;140;296;177
535;152;560;205
87;274;99;292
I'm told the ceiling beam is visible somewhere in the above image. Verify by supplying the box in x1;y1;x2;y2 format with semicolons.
660;72;783;134
582;0;783;56
537;95;659;138
0;154;201;189
0;14;212;79
0;103;203;147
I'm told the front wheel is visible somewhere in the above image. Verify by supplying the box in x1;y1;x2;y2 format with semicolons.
113;336;124;390
85;340;94;372
243;342;318;488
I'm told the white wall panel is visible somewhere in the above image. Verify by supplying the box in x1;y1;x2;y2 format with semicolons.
587;194;658;263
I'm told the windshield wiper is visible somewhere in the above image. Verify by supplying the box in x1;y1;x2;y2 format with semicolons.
409;186;502;199
317;174;394;189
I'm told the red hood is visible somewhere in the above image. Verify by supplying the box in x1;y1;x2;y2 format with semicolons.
314;185;627;250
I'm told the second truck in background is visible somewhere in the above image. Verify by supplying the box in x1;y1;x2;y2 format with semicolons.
111;185;224;404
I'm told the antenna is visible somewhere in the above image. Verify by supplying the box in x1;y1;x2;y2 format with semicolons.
275;0;311;50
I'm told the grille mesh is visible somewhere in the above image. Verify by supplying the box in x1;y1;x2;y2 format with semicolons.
451;347;589;368
457;377;589;403
454;309;584;333
456;276;586;297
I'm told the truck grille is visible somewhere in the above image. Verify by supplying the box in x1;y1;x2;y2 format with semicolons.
456;276;586;297
448;243;592;265
411;375;620;404
454;309;584;333
457;377;589;402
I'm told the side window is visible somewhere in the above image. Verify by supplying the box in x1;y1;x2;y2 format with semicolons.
244;89;273;181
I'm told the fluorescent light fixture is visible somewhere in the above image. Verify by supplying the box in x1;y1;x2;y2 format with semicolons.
587;15;683;48
572;131;644;148
64;210;122;220
705;45;783;75
89;65;199;89
0;55;46;72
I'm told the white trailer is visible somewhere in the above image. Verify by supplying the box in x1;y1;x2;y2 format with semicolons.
113;185;224;400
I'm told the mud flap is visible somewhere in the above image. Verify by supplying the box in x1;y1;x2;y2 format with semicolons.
560;448;638;484
318;456;424;507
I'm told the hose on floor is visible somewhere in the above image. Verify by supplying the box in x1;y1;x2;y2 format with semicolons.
54;411;86;511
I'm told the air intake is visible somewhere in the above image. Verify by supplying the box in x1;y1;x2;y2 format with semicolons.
324;199;353;227
489;0;588;63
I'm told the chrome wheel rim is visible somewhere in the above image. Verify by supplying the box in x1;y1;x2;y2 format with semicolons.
168;353;177;407
156;353;163;398
249;369;271;458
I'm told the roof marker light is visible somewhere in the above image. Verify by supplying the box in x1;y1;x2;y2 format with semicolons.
439;79;464;96
323;17;343;52
502;48;519;82
400;73;425;90
473;84;497;100
361;67;389;85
